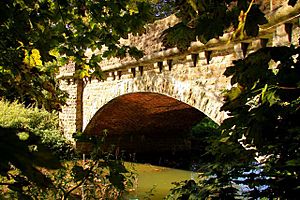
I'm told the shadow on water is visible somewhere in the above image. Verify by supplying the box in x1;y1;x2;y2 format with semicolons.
77;116;220;199
77;141;204;199
116;147;204;199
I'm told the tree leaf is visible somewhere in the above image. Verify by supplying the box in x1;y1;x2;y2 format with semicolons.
288;0;298;6
220;136;230;143
187;0;198;14
161;22;196;51
72;165;86;182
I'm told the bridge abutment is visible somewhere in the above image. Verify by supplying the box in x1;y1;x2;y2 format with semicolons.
58;63;84;140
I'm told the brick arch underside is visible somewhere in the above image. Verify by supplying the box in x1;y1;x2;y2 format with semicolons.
82;70;227;133
83;92;207;155
84;92;206;135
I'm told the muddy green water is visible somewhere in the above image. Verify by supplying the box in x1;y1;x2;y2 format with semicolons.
124;162;197;200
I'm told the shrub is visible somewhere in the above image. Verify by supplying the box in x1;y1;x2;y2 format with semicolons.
0;100;73;159
191;117;220;137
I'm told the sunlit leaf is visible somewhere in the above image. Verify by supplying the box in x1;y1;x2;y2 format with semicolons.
187;0;198;14
161;22;196;50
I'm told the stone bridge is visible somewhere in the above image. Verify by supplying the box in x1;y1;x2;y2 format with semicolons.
58;1;300;154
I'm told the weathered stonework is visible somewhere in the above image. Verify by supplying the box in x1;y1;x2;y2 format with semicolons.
81;52;231;131
58;1;300;141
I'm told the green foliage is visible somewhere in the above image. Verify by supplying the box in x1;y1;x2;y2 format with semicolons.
191;117;219;137
168;32;300;200
162;22;196;50
213;44;300;198
161;0;267;50
0;127;62;199
1;130;136;199
0;103;133;199
0;101;68;197
164;1;300;199
0;0;154;109
166;180;202;200
0;100;73;159
289;0;298;6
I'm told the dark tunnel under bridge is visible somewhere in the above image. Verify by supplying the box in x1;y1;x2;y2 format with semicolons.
77;92;218;169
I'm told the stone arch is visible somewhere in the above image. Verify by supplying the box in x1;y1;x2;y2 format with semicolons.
84;92;207;135
82;69;227;132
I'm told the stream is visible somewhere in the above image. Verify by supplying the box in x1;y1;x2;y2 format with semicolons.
124;162;198;200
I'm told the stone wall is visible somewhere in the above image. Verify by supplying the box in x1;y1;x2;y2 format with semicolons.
59;79;78;140
58;1;300;138
81;50;232;132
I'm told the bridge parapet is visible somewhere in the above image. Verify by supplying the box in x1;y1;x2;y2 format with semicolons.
97;1;299;72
